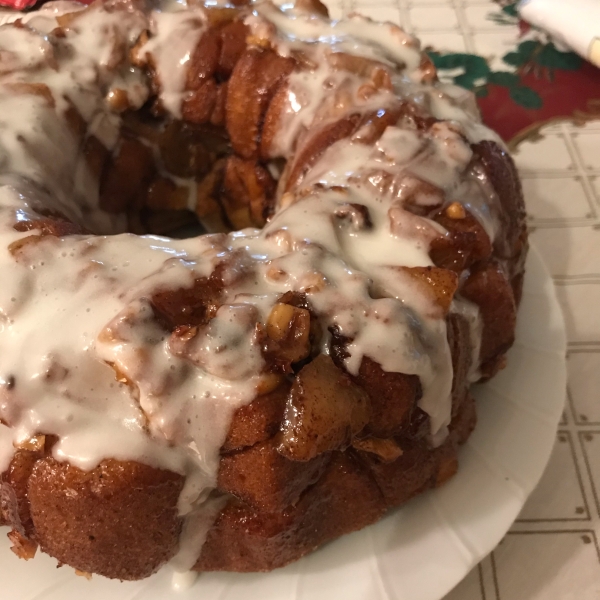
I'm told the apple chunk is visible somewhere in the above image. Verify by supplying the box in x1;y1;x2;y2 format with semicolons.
278;355;371;461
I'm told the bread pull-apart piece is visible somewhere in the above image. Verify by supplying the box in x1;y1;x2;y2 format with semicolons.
28;459;184;580
218;438;328;512
222;156;276;228
329;333;423;439
429;209;493;273
1;448;184;580
226;49;295;160
196;451;387;572
197;393;477;574
462;262;517;378
222;384;288;452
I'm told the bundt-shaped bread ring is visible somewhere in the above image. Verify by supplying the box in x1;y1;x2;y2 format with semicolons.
0;0;526;583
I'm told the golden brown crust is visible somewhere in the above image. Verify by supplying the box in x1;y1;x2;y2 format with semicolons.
196;450;387;572
462;262;517;378
329;337;422;439
196;394;476;573
447;313;474;418
222;155;277;228
284;114;362;191
27;459;184;580
222;384;288;452
1;161;525;579
218;439;328;512
226;49;295;160
1;448;44;539
472;141;527;266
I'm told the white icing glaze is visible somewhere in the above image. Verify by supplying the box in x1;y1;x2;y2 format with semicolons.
0;0;509;580
252;3;422;71
170;495;227;572
0;422;13;473
171;569;199;591
452;296;483;384
137;6;208;117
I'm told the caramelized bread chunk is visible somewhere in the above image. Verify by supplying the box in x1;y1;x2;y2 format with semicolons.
222;384;288;452
218;438;328;512
27;459;184;580
197;451;386;572
462;262;517;378
330;335;422;438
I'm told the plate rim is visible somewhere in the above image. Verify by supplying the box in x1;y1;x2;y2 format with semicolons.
0;242;567;600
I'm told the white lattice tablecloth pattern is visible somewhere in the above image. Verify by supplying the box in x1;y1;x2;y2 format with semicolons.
321;0;600;598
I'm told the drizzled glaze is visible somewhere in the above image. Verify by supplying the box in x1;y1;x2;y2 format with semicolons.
0;0;505;577
137;5;208;116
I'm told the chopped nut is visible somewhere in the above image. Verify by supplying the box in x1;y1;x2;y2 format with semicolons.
279;192;295;209
267;303;300;342
265;228;294;252
106;88;130;112
50;26;66;38
295;0;329;16
15;434;45;452
97;326;117;344
445;202;466;220
55;10;82;29
371;67;393;91
332;89;354;115
172;325;198;342
75;569;93;580
352;437;403;462
266;266;287;282
418;54;438;84
246;35;271;49
397;265;458;317
255;373;285;396
302;272;327;293
267;303;310;341
357;83;377;100
106;363;131;386
7;531;37;560
266;303;311;364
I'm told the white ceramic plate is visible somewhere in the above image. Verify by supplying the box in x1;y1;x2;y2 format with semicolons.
0;244;566;600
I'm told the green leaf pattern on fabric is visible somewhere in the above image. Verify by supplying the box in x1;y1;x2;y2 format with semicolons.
487;71;520;86
428;52;490;90
509;86;543;109
427;4;583;114
537;44;582;70
502;4;518;18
